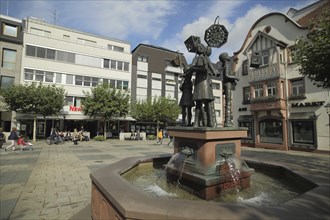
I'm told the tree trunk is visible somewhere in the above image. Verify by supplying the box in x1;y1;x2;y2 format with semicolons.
103;120;107;140
43;116;47;138
33;113;37;143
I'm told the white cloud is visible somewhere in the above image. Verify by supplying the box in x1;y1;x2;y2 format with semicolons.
161;2;273;63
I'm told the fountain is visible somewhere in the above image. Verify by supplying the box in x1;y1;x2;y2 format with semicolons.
89;19;325;220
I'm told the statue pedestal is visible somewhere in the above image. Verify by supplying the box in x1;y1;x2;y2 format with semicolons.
167;127;254;200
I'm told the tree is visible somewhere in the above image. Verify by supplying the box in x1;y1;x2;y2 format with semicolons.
295;9;330;89
0;82;66;142
131;96;181;129
82;83;130;139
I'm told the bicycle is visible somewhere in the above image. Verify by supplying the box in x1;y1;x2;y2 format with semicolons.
46;136;65;145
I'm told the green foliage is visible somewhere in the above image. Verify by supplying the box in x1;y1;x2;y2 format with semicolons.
0;82;65;116
93;135;106;141
295;9;330;89
131;96;180;123
146;135;156;140
82;83;130;121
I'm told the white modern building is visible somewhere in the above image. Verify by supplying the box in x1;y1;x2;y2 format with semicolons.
232;0;329;152
18;16;132;137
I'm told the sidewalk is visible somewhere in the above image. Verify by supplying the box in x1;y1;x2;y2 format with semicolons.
0;139;329;220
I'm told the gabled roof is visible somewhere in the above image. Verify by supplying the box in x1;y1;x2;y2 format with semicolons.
243;31;288;54
233;12;306;56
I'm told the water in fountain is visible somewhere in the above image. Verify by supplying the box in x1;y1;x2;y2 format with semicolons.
122;159;303;206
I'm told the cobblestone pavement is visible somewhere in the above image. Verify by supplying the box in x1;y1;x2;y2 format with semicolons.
0;139;329;220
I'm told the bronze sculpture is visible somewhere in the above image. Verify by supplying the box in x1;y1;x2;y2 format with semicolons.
219;52;239;127
175;17;238;128
179;72;194;126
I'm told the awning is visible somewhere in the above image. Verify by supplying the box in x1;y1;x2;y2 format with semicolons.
289;112;317;120
237;115;254;122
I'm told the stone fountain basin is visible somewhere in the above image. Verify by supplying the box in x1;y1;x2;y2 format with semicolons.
90;154;329;220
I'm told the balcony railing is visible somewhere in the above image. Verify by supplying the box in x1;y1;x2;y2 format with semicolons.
248;63;285;82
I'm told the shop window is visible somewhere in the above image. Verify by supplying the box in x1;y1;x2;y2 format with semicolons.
0;76;14;89
292;121;314;144
259;119;283;144
243;87;250;104
2;48;16;69
239;121;252;139
66;96;74;106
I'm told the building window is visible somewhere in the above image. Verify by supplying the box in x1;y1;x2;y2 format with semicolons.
138;55;148;62
254;83;263;98
2;48;16;69
45;71;54;83
262;50;269;66
137;74;147;79
117;61;123;70
74;97;82;107
36;47;46;58
108;44;124;52
289;78;305;97
243;86;250;104
2;23;18;37
124;62;129;71
0;76;14;89
26;45;36;56
267;81;277;97
66;74;74;84
242;60;248;75
123;81;129;90
75;75;83;86
259;119;283;144
35;70;44;82
46;49;56;60
103;59;110;68
83;76;91;87
212;82;220;90
288;46;297;63
56;73;62;84
92;77;99;87
214;96;221;104
111;60;116;69
24;68;34;80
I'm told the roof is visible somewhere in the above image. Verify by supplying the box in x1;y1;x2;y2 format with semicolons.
131;43;183;55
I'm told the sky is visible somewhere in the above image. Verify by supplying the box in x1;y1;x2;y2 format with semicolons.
0;0;317;62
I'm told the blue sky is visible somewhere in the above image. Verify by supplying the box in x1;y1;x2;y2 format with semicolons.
0;0;316;62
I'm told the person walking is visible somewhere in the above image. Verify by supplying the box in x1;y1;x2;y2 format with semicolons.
5;128;19;151
0;128;6;149
156;129;163;145
167;135;174;146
